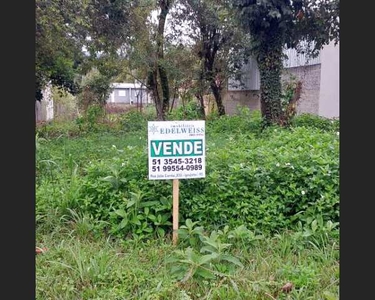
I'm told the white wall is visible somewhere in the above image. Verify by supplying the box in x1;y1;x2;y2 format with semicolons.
36;82;54;122
43;83;54;121
318;41;340;118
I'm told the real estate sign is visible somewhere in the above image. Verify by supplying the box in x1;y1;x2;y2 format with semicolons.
148;121;205;180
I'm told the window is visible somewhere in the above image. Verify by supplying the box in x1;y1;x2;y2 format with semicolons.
118;90;126;96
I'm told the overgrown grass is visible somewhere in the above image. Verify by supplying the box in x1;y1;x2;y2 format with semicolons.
36;224;339;299
37;117;339;235
36;110;339;299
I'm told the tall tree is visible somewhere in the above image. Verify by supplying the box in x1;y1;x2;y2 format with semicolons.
233;0;339;125
145;0;174;120
172;0;250;116
86;0;174;120
36;0;87;101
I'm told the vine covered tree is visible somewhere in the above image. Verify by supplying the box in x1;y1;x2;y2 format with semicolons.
233;0;339;125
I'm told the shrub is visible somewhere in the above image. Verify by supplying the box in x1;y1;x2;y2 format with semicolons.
120;109;153;133
168;100;203;120
178;126;339;232
36;121;81;138
207;107;262;134
67;148;173;238
36;116;339;237
291;113;339;132
78;68;112;110
52;86;78;121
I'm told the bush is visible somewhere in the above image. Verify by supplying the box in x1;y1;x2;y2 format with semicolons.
78;68;112;110
75;105;107;132
168;100;204;120
120;109;154;133
291;113;339;132
52;86;78;121
36;115;339;237
177;126;339;232
36;121;81;138
207;107;262;134
36;106;125;138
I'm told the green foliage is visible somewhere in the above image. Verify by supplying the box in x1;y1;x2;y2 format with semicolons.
171;0;252;116
233;0;339;125
85;0;139;52
36;235;179;299
76;105;106;132
37;145;172;239
168;101;203;120
177;219;205;247
293;215;339;250
120;109;154;133
36;115;339;238
36;0;85;100
78;68;113;110
36;121;81;139
168;220;244;282
277;263;319;289
36;228;339;299
234;0;339;57
291;114;340;132
281;75;298;109
207;107;262;134
179;126;338;232
177;219;264;252
52;87;78;121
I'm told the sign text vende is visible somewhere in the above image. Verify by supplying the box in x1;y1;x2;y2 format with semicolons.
151;139;203;157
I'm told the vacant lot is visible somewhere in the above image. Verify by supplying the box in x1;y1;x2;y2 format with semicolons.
36;112;339;299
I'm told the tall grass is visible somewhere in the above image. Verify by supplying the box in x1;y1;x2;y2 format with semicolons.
37;226;339;299
36;111;339;299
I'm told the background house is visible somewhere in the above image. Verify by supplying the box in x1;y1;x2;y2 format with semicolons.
107;82;151;105
223;40;339;118
36;82;152;122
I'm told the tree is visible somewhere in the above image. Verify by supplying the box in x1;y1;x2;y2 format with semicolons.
234;0;339;125
85;0;175;120
77;67;113;111
172;0;250;116
85;0;136;53
77;52;128;112
36;0;87;101
161;43;199;112
144;0;175;120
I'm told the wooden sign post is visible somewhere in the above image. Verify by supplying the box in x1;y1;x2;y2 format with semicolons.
148;121;205;246
172;179;179;245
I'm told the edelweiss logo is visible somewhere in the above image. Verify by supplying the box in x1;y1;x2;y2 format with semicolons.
148;124;159;134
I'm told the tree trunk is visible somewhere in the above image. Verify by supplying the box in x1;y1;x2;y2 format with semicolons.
202;28;225;116
210;81;225;116
194;67;207;119
257;34;284;125
146;1;171;121
195;93;206;119
169;86;178;113
147;69;164;120
159;64;170;115
281;81;302;126
156;0;171;120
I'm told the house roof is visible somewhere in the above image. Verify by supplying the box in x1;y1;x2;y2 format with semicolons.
111;82;147;89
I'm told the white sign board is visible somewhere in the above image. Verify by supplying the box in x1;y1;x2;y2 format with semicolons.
148;121;205;180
